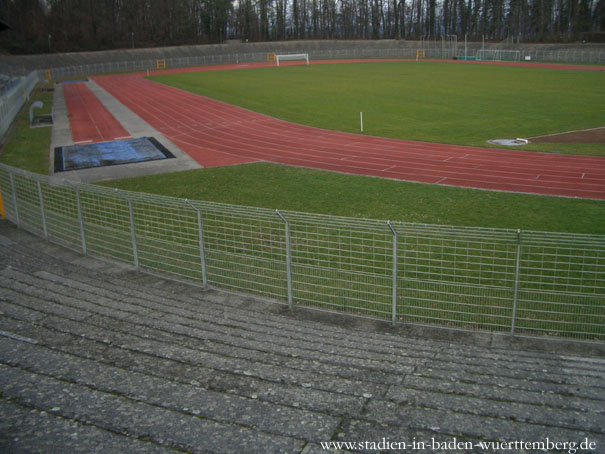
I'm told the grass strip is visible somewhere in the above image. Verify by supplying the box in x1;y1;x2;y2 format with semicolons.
0;84;53;174
101;162;605;235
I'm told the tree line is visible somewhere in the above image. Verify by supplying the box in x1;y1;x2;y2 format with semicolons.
0;0;603;54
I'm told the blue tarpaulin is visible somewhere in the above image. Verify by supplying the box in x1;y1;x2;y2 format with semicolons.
55;137;173;172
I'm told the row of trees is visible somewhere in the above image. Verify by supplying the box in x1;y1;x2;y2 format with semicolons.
238;0;604;42
0;0;603;53
0;0;233;53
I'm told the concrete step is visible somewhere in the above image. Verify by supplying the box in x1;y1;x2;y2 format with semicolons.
0;364;305;454
2;219;605;453
0;399;182;454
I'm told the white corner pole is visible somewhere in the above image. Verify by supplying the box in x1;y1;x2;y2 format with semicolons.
360;112;364;132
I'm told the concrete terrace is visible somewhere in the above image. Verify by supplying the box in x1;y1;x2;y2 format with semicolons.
0;219;604;453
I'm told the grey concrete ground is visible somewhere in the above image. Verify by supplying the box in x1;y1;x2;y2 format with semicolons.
0;220;604;454
50;79;200;183
49;83;72;171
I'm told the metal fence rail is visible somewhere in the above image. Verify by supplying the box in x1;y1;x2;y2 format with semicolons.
1;163;603;342
0;71;41;140
40;46;605;80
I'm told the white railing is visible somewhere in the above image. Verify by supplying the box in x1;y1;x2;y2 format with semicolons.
1;163;603;342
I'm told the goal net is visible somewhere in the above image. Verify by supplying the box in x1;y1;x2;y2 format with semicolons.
476;50;521;62
275;53;309;66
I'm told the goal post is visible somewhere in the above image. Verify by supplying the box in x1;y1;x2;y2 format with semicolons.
275;53;309;66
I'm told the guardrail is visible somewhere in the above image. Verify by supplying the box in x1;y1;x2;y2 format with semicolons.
1;163;603;342
0;71;41;140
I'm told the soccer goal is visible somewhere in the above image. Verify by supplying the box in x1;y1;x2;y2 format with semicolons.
275;53;309;66
476;50;521;62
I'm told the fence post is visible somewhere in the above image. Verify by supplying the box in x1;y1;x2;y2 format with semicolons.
510;229;522;336
276;209;293;309
66;181;87;255
185;199;208;288
387;221;398;327
115;189;139;271
8;172;19;226
36;179;48;239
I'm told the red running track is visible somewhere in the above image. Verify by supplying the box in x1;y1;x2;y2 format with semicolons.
63;82;131;144
93;64;605;199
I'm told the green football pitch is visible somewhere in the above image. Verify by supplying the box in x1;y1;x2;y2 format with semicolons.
100;61;605;233
150;61;605;156
2;62;603;233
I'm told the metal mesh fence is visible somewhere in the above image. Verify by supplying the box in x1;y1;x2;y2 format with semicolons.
45;54;268;79
40;46;605;80
395;224;519;331
1;163;603;342
0;71;41;140
2;41;604;78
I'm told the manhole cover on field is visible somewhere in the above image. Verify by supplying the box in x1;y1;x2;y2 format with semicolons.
488;139;529;146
